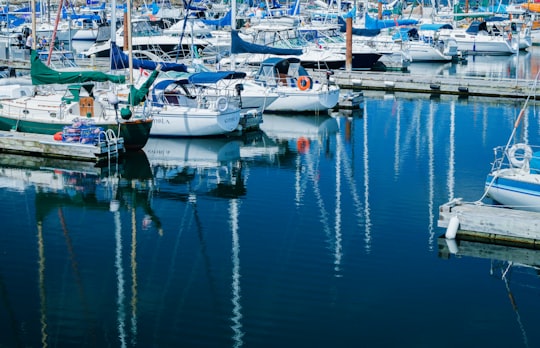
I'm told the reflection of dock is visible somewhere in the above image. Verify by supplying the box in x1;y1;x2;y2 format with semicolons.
438;236;540;263
438;199;540;246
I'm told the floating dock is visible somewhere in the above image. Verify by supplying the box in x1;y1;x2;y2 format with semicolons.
311;70;539;100
0;130;124;162
438;198;540;247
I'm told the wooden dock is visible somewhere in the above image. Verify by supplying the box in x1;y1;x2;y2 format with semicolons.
311;70;539;100
0;130;124;162
438;198;540;247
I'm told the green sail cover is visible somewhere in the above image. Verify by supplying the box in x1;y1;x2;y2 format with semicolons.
30;50;126;85
128;69;160;106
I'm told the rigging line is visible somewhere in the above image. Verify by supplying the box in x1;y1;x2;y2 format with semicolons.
476;70;540;204
175;0;194;62
502;265;530;348
57;207;96;338
150;198;192;342
335;124;364;229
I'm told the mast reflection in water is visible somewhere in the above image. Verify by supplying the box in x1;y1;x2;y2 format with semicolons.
2;93;540;347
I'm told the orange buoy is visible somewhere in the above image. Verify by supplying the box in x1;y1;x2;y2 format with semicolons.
296;137;310;153
297;76;311;91
53;131;63;141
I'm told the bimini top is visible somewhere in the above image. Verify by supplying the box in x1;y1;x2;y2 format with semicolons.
258;57;310;77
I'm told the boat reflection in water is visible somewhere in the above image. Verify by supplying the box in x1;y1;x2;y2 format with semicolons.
143;136;247;198
0;151;154;213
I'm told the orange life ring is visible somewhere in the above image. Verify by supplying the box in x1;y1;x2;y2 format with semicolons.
296;137;310;153
297;76;311;91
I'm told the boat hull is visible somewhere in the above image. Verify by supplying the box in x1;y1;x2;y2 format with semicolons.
265;87;340;112
149;108;242;137
485;170;540;211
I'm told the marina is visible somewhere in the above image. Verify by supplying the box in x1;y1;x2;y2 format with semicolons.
4;0;540;346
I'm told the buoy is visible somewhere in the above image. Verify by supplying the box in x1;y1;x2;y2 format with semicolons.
53;131;63;141
445;215;459;239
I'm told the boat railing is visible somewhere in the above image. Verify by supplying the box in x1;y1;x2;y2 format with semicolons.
491;144;540;173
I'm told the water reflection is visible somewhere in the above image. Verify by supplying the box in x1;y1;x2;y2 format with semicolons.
439;237;540;348
2;93;539;347
0;151;154;347
408;48;538;80
144;136;246;199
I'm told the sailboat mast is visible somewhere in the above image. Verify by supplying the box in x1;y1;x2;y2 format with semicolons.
127;0;133;85
31;0;36;50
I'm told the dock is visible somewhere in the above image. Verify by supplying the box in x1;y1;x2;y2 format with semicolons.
0;130;124;162
438;198;540;247
311;70;539;100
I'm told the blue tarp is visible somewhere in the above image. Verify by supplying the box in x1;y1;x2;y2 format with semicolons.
230;30;303;56
110;42;189;72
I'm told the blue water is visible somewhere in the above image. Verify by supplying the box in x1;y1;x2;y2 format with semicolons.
2;71;540;346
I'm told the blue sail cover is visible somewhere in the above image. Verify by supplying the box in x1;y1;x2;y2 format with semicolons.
337;16;380;36
419;23;453;31
188;71;247;84
230;30;303;56
364;13;418;29
110;42;188;72
201;10;231;26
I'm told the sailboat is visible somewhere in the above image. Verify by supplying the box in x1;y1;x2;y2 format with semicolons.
483;75;540;211
0;0;159;151
0;49;157;151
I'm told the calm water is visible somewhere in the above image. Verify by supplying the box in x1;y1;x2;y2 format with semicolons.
1;90;540;347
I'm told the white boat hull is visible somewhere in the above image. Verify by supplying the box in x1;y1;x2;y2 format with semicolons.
150;107;242;137
486;169;540;211
265;86;340;112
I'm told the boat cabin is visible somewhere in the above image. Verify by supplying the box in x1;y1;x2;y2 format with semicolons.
254;57;312;89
